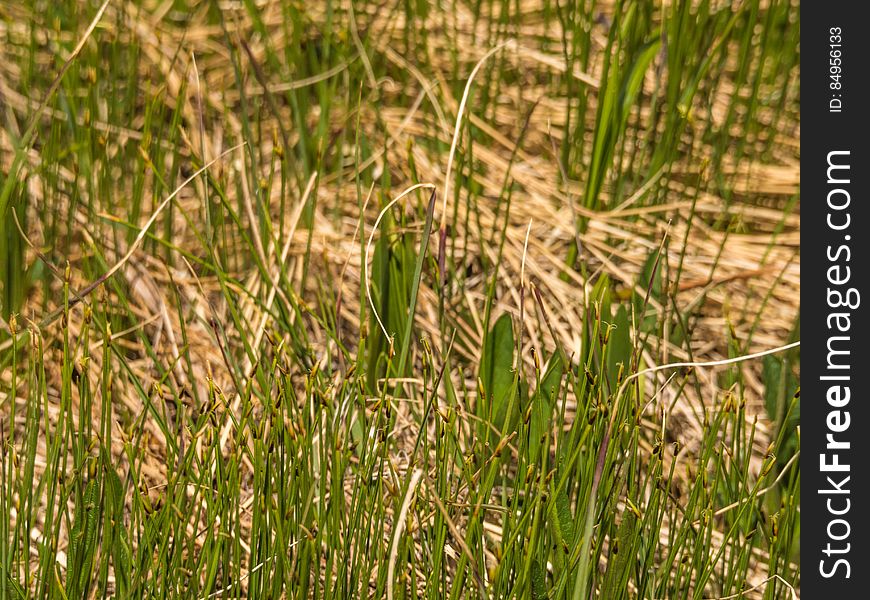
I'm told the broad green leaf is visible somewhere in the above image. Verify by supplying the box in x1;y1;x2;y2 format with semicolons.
606;304;632;383
529;354;563;464
479;312;515;442
531;559;548;600
3;575;26;600
634;248;664;333
620;40;662;131
762;355;784;422
762;355;800;468
548;482;576;576
600;509;638;599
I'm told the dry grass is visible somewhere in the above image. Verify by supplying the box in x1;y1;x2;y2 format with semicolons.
0;0;800;597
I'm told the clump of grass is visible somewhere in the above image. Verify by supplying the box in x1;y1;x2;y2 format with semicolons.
1;0;799;598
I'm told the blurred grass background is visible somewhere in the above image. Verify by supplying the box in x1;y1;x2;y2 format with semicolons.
0;0;799;598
